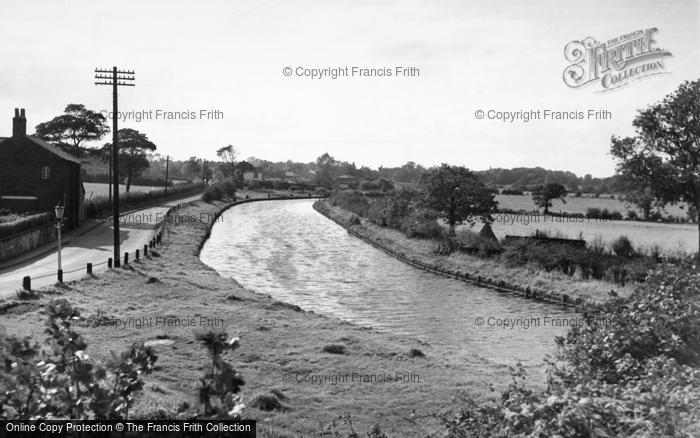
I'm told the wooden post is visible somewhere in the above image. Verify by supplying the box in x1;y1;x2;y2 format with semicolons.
22;276;31;291
87;263;93;274
164;155;169;196
57;269;63;283
144;244;148;256
124;252;129;265
108;257;113;268
135;249;140;261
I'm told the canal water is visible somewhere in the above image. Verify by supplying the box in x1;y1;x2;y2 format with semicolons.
200;199;577;367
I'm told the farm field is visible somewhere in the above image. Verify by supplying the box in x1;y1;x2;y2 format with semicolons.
471;213;697;256
84;182;172;199
495;194;689;218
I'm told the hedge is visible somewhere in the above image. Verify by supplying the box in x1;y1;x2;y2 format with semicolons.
0;212;54;239
86;183;205;218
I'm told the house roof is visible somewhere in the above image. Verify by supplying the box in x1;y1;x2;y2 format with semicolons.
25;136;81;164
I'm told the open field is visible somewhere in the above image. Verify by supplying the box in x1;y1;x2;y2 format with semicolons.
483;214;697;256
488;194;697;255
495;194;689;218
84;182;178;199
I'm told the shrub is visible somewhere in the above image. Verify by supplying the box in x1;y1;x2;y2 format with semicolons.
202;185;224;202
400;208;443;239
329;190;369;217
1;299;247;420
445;267;700;437
455;229;502;256
189;329;245;418
0;299;157;419
611;235;635;258
219;178;237;197
366;198;390;226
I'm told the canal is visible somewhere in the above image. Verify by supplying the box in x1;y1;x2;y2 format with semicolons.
200;199;577;367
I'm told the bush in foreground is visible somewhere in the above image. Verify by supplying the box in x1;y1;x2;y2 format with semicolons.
444;266;700;437
0;299;245;420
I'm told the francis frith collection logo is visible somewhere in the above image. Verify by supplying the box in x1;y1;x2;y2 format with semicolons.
563;28;672;92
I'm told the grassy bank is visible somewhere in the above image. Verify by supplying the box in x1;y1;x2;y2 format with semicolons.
316;200;634;304
0;197;516;437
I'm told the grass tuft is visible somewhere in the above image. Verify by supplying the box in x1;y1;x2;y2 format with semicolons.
408;348;425;358
250;393;286;411
322;344;346;355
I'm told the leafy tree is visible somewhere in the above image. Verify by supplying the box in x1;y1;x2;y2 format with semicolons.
35;104;109;158
532;183;567;214
183;156;202;179
611;80;700;254
419;164;497;235
105;129;157;192
234;160;255;186
217;145;238;179
394;161;426;183
315;152;338;188
610;137;669;221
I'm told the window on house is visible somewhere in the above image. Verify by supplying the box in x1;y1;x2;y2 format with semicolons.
41;165;51;180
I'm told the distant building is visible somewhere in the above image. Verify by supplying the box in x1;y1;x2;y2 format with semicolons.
336;174;358;188
243;169;263;182
0;109;85;228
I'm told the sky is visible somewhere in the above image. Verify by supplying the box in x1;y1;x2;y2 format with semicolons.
0;0;698;177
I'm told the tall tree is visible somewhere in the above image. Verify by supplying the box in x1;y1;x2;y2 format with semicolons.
610;136;669;220
217;145;238;180
420;164;497;235
105;129;157;192
184;156;202;179
611;79;700;254
532;183;567;214
315;152;337;188
35;104;109;158
234;160;256;186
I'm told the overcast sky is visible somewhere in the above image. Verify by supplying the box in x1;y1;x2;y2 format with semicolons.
1;0;698;176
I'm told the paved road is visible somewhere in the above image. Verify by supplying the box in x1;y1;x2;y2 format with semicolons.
0;194;202;297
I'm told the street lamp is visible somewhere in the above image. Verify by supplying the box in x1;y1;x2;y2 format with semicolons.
54;203;65;283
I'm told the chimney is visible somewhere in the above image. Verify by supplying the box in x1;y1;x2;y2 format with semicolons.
13;108;26;139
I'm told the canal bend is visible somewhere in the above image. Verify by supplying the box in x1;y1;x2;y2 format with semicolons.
200;199;576;366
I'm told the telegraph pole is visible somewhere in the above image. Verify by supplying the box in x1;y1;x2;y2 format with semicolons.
164;155;170;195
95;67;134;267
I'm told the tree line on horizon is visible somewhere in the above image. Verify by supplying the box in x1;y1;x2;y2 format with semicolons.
32;79;699;237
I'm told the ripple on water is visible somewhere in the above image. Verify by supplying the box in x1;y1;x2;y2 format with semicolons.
200;199;577;367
